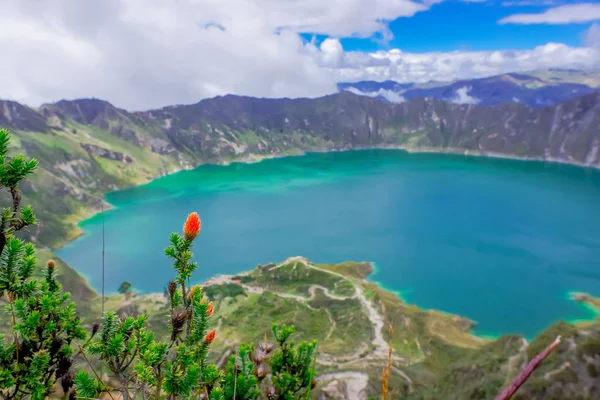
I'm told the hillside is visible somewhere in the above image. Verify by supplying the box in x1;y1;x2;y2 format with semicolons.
1;247;598;399
2;91;600;250
86;257;600;399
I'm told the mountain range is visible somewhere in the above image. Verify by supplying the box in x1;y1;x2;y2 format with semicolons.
338;69;600;107
2;76;600;249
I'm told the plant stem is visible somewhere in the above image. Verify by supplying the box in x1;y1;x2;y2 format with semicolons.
154;370;162;400
496;336;561;400
79;346;117;400
233;363;238;400
8;297;19;363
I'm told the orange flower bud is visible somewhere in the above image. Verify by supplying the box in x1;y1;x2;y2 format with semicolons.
47;260;56;270
206;301;214;317
189;285;202;300
204;329;216;344
6;292;14;302
183;212;201;241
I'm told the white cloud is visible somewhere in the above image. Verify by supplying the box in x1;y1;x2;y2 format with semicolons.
585;23;600;49
1;1;600;111
499;3;600;25
0;0;425;110
449;86;480;104
329;43;600;84
319;38;345;68
501;1;557;6
344;87;406;103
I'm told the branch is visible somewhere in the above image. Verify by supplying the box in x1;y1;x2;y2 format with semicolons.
496;336;561;400
79;345;117;400
10;188;20;216
8;295;19;364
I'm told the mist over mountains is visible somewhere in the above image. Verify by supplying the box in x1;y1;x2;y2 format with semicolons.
338;69;600;107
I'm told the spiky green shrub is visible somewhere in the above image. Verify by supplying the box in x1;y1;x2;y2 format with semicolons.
0;128;87;400
271;324;317;400
0;127;318;399
76;212;318;399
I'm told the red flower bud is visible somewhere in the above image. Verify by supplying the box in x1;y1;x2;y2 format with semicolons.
204;329;216;344
183;212;201;241
206;301;214;317
47;260;56;270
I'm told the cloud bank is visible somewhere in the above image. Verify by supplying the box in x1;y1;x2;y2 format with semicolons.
1;0;600;110
499;3;600;25
449;86;480;105
344;87;406;103
325;42;600;84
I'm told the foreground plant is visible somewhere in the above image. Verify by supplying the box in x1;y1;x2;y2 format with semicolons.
0;128;87;400
0;128;38;257
496;336;562;400
76;212;318;399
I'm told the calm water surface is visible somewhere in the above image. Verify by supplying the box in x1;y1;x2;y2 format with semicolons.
57;150;600;338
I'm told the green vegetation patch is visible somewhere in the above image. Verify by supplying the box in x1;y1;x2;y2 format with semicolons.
307;288;372;355
204;282;247;300
315;260;374;280
217;291;330;346
243;260;355;297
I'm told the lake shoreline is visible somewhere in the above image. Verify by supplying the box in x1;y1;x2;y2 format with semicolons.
56;144;600;253
55;145;600;339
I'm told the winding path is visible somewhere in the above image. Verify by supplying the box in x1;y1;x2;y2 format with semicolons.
271;257;413;394
208;256;414;397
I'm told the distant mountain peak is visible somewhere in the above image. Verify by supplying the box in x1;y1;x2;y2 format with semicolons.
338;69;600;107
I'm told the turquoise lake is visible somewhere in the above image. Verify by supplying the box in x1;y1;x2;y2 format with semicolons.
57;150;600;338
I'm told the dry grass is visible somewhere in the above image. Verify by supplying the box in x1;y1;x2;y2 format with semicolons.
381;323;394;400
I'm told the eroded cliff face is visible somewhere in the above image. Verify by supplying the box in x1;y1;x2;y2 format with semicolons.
119;91;600;168
6;91;600;169
131;91;600;167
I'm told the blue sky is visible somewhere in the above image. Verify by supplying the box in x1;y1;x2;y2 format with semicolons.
302;1;598;53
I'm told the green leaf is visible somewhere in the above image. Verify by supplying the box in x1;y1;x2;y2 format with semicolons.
19;206;36;226
75;370;102;398
0;128;11;158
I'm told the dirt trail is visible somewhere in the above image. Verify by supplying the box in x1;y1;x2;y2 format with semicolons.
208;256;413;392
506;337;529;376
291;258;393;361
317;372;369;400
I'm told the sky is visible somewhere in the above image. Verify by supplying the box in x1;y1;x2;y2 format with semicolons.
1;0;600;110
